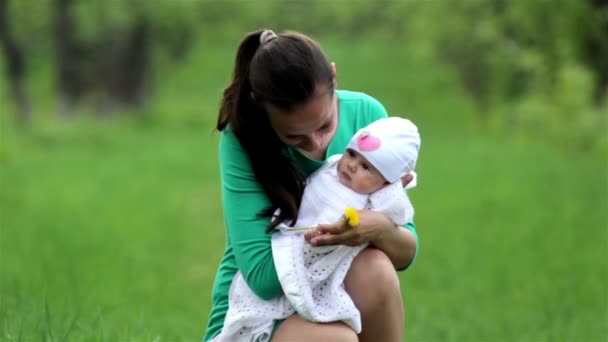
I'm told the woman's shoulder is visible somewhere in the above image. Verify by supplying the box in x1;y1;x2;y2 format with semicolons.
218;127;252;168
337;89;383;105
219;126;242;154
336;89;388;125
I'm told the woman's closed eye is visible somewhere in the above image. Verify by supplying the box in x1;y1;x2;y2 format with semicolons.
286;135;303;145
287;122;330;140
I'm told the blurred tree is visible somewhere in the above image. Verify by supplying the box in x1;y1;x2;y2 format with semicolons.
54;0;89;115
0;0;31;123
50;0;193;116
348;0;395;36
53;0;153;115
431;0;603;111
0;0;603;152
96;14;150;115
434;0;495;114
580;0;608;106
415;0;606;151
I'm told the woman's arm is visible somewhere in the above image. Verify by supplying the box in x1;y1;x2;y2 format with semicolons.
366;214;417;270
219;130;283;300
304;210;417;270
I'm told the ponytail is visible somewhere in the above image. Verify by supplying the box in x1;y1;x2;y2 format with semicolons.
217;29;333;232
217;30;262;132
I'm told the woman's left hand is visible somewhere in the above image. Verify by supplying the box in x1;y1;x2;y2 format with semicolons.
304;210;395;247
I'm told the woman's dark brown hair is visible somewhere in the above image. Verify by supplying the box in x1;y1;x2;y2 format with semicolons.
216;29;334;231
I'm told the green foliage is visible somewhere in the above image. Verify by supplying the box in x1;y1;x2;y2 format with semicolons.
2;0;605;152
1;2;607;337
2;36;607;340
1;116;606;340
8;0;53;55
414;0;606;151
493;63;608;152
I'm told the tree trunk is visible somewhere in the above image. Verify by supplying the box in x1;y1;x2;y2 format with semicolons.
53;0;86;116
584;0;608;107
98;15;151;115
117;16;150;108
0;0;31;124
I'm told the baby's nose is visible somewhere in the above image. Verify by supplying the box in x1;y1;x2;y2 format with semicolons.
348;161;357;172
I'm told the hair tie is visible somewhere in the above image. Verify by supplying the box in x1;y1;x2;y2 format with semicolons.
260;30;278;45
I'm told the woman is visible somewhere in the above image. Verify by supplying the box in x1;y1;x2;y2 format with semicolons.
204;29;418;342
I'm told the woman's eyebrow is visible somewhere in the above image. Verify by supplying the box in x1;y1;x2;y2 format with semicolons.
318;111;334;127
286;120;330;138
285;107;334;137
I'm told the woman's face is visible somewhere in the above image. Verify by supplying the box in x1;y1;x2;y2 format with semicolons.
266;87;338;158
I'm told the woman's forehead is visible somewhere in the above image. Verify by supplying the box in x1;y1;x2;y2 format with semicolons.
271;92;335;134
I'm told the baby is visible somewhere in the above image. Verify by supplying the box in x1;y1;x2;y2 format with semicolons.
219;117;421;341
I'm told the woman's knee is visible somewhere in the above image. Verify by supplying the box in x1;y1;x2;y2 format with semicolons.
272;314;358;342
346;248;402;306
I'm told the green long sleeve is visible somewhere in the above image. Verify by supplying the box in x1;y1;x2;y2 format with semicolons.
204;90;418;341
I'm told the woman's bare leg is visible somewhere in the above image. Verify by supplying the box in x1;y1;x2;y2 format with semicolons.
272;314;358;342
345;247;405;342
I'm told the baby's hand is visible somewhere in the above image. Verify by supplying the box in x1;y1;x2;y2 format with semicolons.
304;228;324;243
304;220;355;246
304;210;393;247
401;172;414;187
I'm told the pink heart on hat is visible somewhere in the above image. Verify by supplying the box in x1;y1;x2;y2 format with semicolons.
357;131;381;151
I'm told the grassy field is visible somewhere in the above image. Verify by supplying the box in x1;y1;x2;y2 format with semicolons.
1;39;607;341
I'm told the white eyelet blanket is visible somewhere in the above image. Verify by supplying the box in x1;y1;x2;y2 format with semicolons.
218;155;415;341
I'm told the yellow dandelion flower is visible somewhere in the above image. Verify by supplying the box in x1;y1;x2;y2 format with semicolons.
343;207;360;227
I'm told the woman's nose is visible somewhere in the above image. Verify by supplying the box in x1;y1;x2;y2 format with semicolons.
307;134;323;151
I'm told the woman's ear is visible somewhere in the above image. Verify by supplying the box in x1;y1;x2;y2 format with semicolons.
331;62;337;87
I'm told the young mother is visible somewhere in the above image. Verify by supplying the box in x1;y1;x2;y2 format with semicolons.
204;29;418;342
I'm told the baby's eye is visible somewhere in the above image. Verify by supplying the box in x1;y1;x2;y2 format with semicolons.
362;163;369;170
347;150;355;157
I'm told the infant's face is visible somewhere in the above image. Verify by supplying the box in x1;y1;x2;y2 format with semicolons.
337;149;387;194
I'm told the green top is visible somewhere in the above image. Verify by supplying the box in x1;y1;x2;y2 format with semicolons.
203;90;418;341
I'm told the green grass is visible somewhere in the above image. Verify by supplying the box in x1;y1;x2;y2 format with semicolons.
1;121;223;340
406;130;607;341
1;38;607;341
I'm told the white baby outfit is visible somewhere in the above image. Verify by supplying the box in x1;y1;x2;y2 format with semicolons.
218;117;421;341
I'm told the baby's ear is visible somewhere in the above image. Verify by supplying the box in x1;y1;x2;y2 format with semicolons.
401;173;414;187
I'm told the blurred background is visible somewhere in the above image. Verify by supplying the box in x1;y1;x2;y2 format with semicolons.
1;0;606;340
